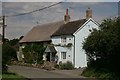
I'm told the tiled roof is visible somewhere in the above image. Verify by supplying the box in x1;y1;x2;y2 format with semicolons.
52;19;87;36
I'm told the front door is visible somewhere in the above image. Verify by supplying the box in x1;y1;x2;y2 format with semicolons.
51;53;56;61
46;52;56;62
46;52;50;61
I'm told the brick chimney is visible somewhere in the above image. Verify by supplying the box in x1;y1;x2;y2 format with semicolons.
86;7;92;20
64;8;70;23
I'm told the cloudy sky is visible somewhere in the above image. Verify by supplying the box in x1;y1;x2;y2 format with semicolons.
0;0;119;39
2;0;120;2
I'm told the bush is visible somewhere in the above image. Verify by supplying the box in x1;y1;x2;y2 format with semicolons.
81;68;95;77
81;68;120;80
38;60;44;64
59;61;74;70
22;44;46;64
41;61;56;70
2;43;17;73
83;17;120;76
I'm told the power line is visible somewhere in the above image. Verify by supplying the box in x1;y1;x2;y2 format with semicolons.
5;2;63;17
1;2;63;41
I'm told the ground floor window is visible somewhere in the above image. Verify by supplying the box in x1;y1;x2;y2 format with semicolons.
61;52;66;59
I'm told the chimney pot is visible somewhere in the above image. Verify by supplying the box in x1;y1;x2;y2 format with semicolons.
66;8;68;15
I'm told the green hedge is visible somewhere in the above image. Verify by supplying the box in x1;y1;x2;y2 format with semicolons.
81;68;120;80
59;61;74;70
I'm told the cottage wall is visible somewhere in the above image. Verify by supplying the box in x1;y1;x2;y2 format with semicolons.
73;20;99;68
51;35;74;64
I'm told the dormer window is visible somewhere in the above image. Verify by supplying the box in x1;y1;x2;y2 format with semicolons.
61;36;66;43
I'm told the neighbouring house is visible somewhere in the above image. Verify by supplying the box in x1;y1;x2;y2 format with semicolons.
19;8;99;68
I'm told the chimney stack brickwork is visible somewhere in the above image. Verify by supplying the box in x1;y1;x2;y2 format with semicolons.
86;7;92;20
63;8;92;23
64;9;70;23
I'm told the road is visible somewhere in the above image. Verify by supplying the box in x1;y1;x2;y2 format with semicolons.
8;65;96;80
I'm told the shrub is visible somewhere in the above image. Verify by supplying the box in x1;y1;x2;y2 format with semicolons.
81;68;96;77
83;17;120;76
81;67;120;80
59;61;74;70
41;61;56;70
2;43;17;73
22;43;46;64
38;60;44;64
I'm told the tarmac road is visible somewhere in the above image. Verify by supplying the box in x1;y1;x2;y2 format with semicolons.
8;65;96;80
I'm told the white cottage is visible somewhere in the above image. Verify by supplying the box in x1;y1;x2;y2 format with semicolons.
20;8;99;68
45;8;99;68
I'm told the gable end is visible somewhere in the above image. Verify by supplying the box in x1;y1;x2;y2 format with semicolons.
73;18;99;35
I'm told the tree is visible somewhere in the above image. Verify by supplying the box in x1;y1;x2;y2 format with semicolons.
2;43;17;72
22;43;46;64
83;17;120;74
8;38;19;46
19;36;24;40
2;36;24;72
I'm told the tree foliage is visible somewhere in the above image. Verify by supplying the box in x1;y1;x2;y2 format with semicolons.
2;43;17;72
2;36;23;72
22;43;46;64
8;39;19;46
2;44;17;65
83;17;120;74
5;36;23;47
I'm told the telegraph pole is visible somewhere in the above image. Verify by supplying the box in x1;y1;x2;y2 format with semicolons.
2;16;5;44
118;1;120;17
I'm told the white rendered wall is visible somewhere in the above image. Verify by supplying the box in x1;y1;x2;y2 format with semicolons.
74;20;99;68
51;35;74;64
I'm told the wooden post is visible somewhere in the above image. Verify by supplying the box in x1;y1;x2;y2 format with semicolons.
2;16;5;44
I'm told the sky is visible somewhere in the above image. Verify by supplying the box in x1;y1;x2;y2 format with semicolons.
1;0;120;2
0;0;119;39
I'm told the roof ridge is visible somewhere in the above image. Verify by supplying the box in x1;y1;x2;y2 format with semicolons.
34;20;64;28
68;19;86;23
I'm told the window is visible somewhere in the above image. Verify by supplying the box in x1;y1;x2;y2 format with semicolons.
61;52;66;59
61;36;66;43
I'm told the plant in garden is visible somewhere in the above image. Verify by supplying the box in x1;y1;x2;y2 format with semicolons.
59;61;74;70
82;17;120;79
22;43;46;64
2;43;17;72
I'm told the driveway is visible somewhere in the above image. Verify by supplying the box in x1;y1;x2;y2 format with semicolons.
8;65;96;80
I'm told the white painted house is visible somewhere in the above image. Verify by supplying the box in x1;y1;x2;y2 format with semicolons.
50;18;99;68
47;8;99;68
20;8;99;68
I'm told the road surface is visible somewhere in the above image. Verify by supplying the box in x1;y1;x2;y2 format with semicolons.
8;65;96;80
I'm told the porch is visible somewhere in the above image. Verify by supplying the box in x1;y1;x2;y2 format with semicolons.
43;45;57;62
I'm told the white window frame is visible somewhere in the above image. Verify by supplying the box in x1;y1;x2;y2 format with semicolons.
61;36;67;43
61;52;66;59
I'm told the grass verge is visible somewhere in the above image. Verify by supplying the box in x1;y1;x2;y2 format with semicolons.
2;72;28;80
81;68;119;80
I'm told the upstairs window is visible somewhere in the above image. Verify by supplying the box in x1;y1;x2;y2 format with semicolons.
61;36;66;43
